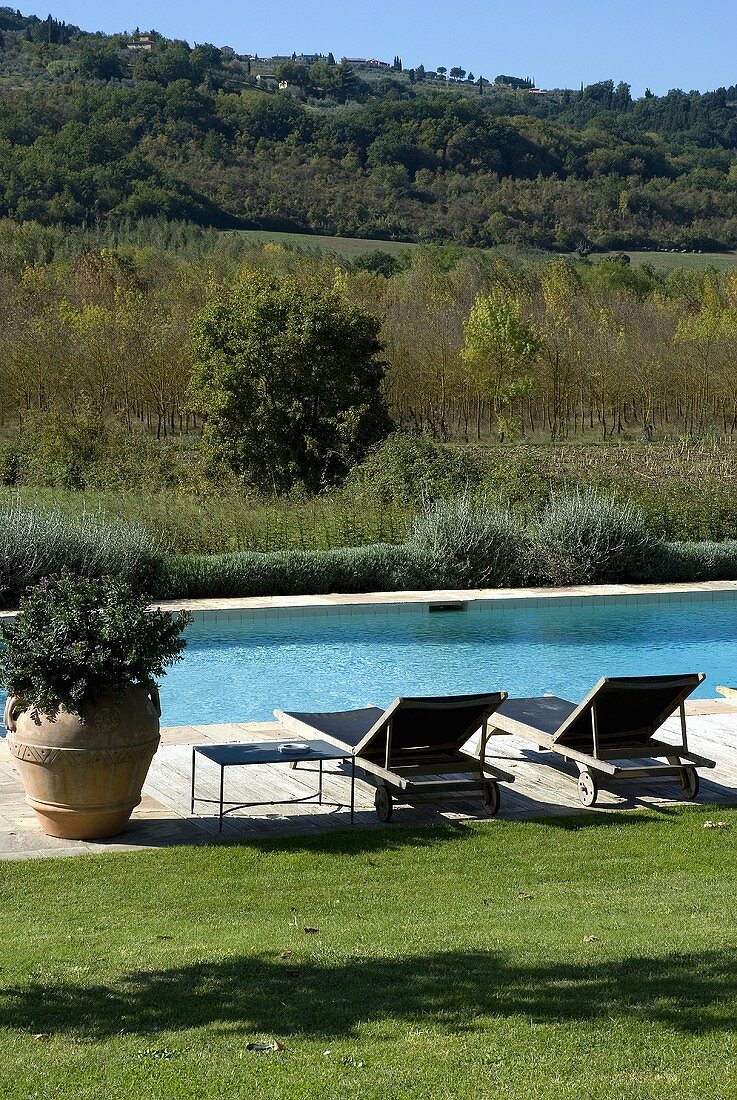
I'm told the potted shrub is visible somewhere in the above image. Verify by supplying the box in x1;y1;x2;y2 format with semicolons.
0;573;190;840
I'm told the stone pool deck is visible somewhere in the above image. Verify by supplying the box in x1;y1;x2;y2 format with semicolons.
2;697;737;861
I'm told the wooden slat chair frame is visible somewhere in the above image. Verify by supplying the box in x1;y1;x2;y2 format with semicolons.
275;693;514;821
488;673;715;806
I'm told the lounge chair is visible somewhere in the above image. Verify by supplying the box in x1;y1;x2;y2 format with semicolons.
274;693;514;821
488;673;715;806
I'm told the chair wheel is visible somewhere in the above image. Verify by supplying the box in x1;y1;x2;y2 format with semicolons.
481;780;501;817
577;770;598;807
678;766;699;800
374;786;393;822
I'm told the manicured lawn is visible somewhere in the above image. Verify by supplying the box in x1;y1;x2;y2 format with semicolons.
2;807;737;1099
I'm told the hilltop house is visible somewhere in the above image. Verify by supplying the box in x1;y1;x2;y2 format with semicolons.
127;33;154;51
343;57;391;69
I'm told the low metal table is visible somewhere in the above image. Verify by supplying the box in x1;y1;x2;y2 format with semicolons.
190;740;356;832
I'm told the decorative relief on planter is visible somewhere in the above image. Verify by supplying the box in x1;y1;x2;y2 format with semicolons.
9;739;160;767
7;744;62;766
82;704;123;736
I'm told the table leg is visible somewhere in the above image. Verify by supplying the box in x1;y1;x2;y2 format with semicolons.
219;765;225;833
319;759;323;804
190;748;196;814
350;756;355;824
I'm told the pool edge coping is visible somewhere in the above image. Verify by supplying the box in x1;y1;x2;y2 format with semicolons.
151;579;737;616
2;579;736;622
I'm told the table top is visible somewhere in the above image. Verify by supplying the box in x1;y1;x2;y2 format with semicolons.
193;739;351;767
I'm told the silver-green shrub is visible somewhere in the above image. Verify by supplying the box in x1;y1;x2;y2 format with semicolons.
407;495;528;588
0;503;161;606
529;489;658;586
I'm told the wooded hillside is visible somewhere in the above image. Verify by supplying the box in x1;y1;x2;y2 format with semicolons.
1;10;737;249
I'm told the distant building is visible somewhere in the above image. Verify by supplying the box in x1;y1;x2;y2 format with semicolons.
343;57;391;69
127;33;154;52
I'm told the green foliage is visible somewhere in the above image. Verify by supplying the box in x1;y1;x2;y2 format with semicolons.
495;75;534;89
0;573;189;717
346;433;482;506
154;544;428;599
9;406;120;491
4;415;198;494
462;289;542;439
5;487;737;605
190;270;392;492
407;494;529;588
77;42;124;81
0;13;736;246
0;503;161;606
646;541;737;582
8;436;737;571
479;452;552;515
274;61;310;88
529;489;658;585
350;250;403;277
622;484;737;543
0;485;411;556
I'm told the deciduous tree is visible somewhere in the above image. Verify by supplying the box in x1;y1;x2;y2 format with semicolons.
462;288;542;440
189;271;391;491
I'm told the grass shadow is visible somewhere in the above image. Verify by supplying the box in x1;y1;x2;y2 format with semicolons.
216;808;681;857
3;946;735;1040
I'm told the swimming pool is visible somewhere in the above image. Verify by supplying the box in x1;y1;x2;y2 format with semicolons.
158;591;737;726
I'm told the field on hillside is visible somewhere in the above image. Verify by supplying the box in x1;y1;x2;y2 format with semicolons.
228;229;419;258
228;229;737;269
598;250;737;270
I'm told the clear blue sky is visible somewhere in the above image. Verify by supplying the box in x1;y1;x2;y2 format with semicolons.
49;0;737;97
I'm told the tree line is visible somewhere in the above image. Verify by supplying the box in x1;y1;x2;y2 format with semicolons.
2;223;737;495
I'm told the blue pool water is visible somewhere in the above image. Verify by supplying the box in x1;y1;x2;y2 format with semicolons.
158;595;737;726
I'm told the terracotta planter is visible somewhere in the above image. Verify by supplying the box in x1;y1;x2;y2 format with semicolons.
4;684;161;840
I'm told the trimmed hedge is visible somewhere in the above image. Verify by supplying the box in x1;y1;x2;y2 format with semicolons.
152;538;737;600
153;543;431;600
646;541;737;583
